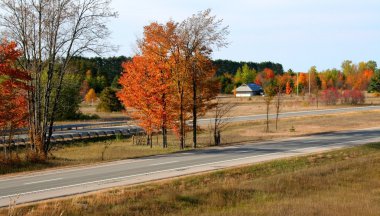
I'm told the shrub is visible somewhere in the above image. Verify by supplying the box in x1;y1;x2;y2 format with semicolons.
321;88;340;105
341;90;365;105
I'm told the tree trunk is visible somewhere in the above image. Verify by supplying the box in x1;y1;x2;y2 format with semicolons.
162;127;167;148
192;77;197;148
275;92;281;131
266;100;270;133
179;84;185;150
162;93;168;148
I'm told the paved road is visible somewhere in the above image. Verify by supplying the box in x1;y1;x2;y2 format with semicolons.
0;127;379;207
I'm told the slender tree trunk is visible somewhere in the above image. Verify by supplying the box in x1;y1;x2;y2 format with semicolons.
162;127;167;148
162;93;168;148
179;84;185;150
275;92;281;131
214;106;218;146
192;77;197;148
150;134;153;148
266;100;270;133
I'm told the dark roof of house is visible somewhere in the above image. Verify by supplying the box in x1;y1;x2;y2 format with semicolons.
236;83;263;92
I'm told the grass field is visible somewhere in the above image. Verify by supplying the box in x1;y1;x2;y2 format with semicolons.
2;110;380;176
3;142;380;215
78;94;380;120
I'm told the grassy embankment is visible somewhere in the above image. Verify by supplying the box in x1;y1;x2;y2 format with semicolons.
4;142;380;215
1;110;380;176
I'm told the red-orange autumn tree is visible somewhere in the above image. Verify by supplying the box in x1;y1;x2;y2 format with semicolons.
123;21;178;148
0;40;30;159
119;11;227;149
286;81;292;95
298;73;308;94
118;56;163;147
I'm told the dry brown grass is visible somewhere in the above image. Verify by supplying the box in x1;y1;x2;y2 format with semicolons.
212;110;380;145
4;143;380;216
77;94;380;121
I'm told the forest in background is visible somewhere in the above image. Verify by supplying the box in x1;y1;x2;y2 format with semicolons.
68;56;284;93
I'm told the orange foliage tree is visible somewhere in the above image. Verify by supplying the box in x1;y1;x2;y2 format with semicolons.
0;40;30;158
85;88;97;105
118;56;161;147
285;81;292;95
118;16;225;149
120;21;178;148
297;73;307;94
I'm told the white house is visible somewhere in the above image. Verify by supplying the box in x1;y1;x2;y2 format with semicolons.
235;83;263;97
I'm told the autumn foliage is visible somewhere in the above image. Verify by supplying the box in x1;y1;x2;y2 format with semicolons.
85;88;97;104
0;40;30;158
118;19;220;148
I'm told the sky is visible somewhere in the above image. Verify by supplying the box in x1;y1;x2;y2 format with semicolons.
107;0;380;72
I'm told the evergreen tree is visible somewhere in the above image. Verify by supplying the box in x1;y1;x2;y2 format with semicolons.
96;87;123;112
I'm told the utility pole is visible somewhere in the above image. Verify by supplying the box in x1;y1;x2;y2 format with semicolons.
296;72;299;96
308;71;311;96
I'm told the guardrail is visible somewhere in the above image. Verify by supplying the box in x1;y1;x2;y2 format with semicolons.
0;125;145;146
0;121;130;136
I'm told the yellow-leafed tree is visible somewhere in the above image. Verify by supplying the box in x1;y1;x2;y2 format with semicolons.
85;88;97;105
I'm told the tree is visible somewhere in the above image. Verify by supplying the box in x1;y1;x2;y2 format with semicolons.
210;97;235;146
177;9;229;149
1;0;117;158
136;21;179;148
97;87;123;112
285;81;292;95
79;80;90;100
54;73;82;120
275;74;288;130
118;56;172;147
0;40;30;159
85;89;97;105
240;64;256;84
368;70;380;93
262;69;276;133
308;66;321;107
298;73;307;94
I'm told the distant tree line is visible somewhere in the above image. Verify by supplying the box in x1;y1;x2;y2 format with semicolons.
213;59;284;76
68;57;284;95
69;56;131;93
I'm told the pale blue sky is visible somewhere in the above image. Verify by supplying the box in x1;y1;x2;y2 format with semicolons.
108;0;380;72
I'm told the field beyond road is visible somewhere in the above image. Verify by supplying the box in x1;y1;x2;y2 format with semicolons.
4;142;380;216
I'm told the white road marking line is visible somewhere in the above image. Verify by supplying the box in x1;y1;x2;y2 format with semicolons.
24;178;63;185
237;151;250;153
2;137;380;200
181;152;194;155
150;161;179;166
0;159;154;183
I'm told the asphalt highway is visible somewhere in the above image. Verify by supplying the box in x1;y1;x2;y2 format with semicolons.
0;127;379;207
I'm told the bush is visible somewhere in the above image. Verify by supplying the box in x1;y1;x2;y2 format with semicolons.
341;90;365;105
321;88;340;105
